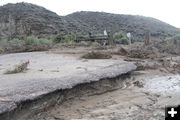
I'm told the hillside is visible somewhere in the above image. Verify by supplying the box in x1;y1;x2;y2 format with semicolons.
65;11;180;41
0;3;68;40
0;2;180;41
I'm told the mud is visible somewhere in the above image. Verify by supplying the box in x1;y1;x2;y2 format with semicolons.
0;74;131;120
1;47;180;120
0;51;136;116
27;71;180;120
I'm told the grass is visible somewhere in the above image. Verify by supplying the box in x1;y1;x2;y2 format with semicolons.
4;61;30;74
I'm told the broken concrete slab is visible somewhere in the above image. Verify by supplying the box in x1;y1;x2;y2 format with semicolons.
0;52;136;115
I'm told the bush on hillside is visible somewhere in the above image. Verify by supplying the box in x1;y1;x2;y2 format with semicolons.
172;34;180;44
154;34;180;55
25;36;39;45
25;36;52;46
113;32;129;45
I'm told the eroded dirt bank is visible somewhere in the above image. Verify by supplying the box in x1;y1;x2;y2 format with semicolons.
0;51;136;120
0;73;131;120
0;46;180;120
28;70;180;120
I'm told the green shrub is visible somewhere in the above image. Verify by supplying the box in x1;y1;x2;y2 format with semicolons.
172;34;180;44
0;39;24;46
51;33;84;43
96;33;104;37
75;34;84;42
25;36;52;46
68;40;75;46
4;61;29;74
25;36;39;45
158;38;171;44
53;33;66;43
49;35;57;43
92;42;101;47
113;32;129;45
8;38;23;44
0;39;8;44
64;34;78;43
0;47;4;53
79;41;90;46
39;38;53;46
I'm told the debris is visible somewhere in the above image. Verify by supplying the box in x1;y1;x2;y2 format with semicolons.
4;61;29;74
133;81;144;88
135;62;145;71
81;51;112;59
117;47;129;56
128;46;158;59
125;82;131;87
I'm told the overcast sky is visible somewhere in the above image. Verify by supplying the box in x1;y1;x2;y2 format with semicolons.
0;0;180;28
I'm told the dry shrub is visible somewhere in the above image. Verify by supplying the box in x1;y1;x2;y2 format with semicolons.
24;45;50;52
115;45;160;59
94;46;108;50
155;43;180;55
173;62;180;73
133;81;144;88
116;47;129;56
135;61;159;71
77;41;91;46
91;42;101;47
135;62;146;71
128;46;159;59
81;51;112;59
4;61;30;74
159;58;180;74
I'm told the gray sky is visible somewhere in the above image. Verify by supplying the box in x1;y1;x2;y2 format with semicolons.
0;0;180;28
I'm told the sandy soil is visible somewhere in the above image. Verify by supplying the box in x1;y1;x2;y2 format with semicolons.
27;47;180;120
27;69;180;120
0;51;136;115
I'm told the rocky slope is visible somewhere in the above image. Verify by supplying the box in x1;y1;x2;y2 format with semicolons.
0;3;68;40
66;11;180;41
0;2;180;41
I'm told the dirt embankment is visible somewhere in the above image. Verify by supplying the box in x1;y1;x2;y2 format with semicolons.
0;51;136;120
28;69;180;120
0;46;180;120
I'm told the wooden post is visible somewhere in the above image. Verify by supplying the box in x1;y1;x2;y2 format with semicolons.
145;32;151;45
108;32;114;46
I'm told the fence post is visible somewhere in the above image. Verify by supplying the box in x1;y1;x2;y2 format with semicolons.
145;32;151;45
108;32;114;46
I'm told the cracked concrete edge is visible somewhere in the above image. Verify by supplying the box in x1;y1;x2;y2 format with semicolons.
0;62;136;115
